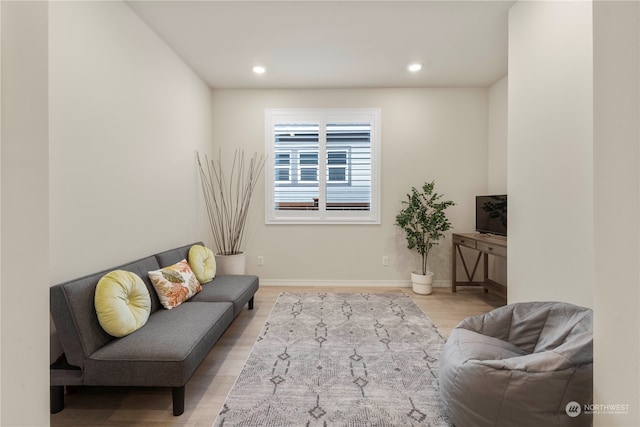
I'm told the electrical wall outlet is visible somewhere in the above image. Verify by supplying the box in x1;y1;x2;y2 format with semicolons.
382;256;389;266
257;256;264;266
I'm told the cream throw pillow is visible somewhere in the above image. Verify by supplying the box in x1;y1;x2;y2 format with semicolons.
188;244;216;283
148;260;202;309
95;270;151;337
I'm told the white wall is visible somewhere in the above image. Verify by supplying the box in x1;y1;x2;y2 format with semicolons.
508;1;593;308
1;2;50;425
49;1;213;285
593;2;639;426
488;76;507;194
211;88;489;285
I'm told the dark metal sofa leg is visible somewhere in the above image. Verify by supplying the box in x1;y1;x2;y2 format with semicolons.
172;386;185;416
50;385;64;414
248;296;254;310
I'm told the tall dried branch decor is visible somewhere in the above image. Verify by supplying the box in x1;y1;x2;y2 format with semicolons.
196;150;266;256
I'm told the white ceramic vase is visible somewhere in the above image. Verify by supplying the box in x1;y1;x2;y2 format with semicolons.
411;271;434;295
214;252;246;275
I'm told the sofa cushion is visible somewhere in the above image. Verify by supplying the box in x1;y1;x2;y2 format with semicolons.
155;242;200;269
190;275;259;318
95;270;151;337
148;260;202;309
188;244;216;283
84;301;233;386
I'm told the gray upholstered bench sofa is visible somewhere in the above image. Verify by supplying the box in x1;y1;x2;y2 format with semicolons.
50;242;259;416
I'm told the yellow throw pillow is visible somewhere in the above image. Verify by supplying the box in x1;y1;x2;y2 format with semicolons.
148;260;202;309
188;244;216;283
95;270;151;338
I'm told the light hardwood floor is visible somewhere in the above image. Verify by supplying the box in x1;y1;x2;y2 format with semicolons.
51;286;504;427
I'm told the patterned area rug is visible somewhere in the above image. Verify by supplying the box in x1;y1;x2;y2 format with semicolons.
213;293;452;426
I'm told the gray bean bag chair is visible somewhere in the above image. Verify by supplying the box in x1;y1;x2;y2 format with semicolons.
439;301;593;427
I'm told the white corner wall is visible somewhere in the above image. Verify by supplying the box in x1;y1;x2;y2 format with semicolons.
49;1;213;285
508;1;593;308
593;2;640;426
1;2;50;425
488;76;507;194
211;88;489;285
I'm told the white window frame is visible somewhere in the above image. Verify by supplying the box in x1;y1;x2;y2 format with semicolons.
265;108;381;224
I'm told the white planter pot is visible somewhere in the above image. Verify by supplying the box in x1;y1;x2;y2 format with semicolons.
411;271;434;295
215;252;246;275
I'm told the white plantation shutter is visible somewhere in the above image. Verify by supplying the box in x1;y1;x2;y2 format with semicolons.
326;123;371;211
273;123;320;210
266;109;380;224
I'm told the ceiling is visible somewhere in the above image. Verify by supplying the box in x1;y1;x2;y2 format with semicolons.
126;1;513;89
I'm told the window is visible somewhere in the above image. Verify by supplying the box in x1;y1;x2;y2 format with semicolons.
265;108;381;224
298;151;319;183
274;151;291;183
327;150;348;183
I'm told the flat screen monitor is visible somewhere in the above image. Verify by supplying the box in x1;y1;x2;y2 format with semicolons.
476;195;507;236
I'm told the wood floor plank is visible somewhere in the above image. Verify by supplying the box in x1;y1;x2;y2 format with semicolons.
50;286;504;426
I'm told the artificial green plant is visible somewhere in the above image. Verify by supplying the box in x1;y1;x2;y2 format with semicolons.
395;181;455;275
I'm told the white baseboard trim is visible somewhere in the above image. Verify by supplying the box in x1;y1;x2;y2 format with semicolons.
260;279;451;288
433;280;450;288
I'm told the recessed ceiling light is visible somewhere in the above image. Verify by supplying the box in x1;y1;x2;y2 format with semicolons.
408;63;422;72
252;65;266;74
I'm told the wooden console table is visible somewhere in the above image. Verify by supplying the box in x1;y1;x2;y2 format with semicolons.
451;233;507;298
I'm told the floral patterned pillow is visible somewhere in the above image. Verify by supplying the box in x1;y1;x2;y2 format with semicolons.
148;260;202;309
